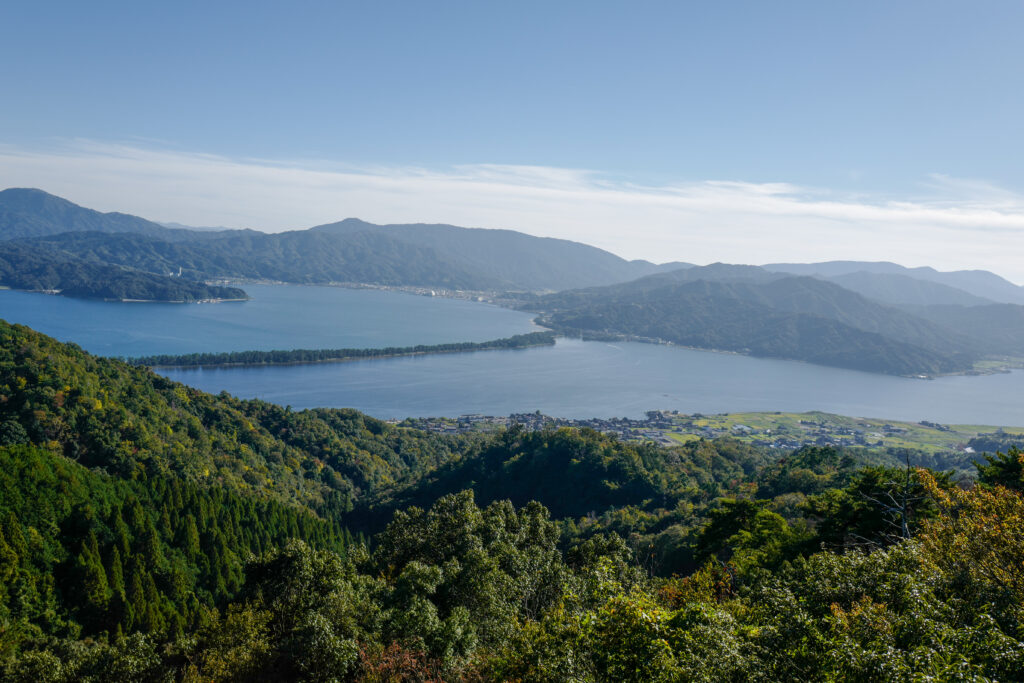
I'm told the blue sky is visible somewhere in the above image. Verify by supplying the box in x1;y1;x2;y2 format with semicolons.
2;1;1024;279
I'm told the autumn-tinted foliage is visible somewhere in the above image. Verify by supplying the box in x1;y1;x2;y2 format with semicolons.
0;319;464;510
2;321;1023;681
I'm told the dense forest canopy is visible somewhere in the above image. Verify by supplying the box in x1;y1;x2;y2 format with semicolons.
0;321;1023;680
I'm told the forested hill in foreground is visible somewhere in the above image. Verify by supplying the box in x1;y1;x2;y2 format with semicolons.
0;319;466;511
519;264;1024;376
2;318;1023;680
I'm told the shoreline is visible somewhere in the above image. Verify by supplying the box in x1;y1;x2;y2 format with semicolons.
132;332;557;369
207;278;526;306
15;288;251;304
14;279;1020;379
533;324;1024;380
118;297;250;304
148;342;554;370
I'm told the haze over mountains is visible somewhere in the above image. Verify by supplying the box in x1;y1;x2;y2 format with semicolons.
765;261;1024;306
0;188;198;241
0;188;683;293
2;187;1023;376
519;266;977;375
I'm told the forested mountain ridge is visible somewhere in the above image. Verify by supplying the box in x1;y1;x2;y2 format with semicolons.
0;242;248;302
897;302;1024;358
5;189;1021;309
10;229;503;292
348;426;772;533
310;218;690;290
764;259;1024;305
0;188;187;241
0;190;253;301
1;319;1023;680
1;189;687;292
158;227;507;289
823;270;996;306
521;270;983;375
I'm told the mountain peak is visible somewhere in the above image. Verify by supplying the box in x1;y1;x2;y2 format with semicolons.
0;187;80;209
0;187;172;240
310;217;377;233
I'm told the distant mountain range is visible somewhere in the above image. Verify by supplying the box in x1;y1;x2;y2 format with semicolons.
310;218;691;291
0;188;190;241
764;261;1024;306
519;264;1024;376
0;188;686;295
2;187;1022;375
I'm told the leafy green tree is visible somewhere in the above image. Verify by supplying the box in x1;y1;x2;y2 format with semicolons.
803;465;950;548
976;446;1024;491
588;592;679;683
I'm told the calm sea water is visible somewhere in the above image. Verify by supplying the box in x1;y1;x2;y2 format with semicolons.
3;285;1023;425
161;338;1024;426
0;284;539;357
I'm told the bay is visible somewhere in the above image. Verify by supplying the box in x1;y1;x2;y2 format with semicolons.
0;284;539;357
159;338;1024;426
2;284;1022;426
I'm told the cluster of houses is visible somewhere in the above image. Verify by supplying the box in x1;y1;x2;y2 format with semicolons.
394;410;970;452
396;411;678;445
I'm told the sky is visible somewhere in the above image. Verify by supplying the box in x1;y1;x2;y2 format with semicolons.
2;1;1023;281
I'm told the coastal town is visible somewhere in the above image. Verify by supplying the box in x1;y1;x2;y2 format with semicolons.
395;409;1021;456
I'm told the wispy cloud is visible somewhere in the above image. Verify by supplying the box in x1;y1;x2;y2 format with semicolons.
1;140;1023;282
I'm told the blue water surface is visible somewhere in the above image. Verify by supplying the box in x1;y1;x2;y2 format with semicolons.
0;284;539;357
2;285;1022;425
161;337;1024;426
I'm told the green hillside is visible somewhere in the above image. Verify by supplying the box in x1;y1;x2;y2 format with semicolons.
523;274;976;375
0;319;464;510
310;218;686;290
13;229;502;291
1;320;1023;681
0;444;350;646
0;188;178;240
0;243;247;302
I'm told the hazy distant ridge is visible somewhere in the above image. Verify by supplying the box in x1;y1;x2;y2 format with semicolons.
3;187;1024;374
764;260;1024;305
0;189;692;293
520;264;1018;376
